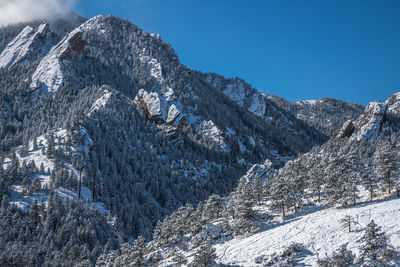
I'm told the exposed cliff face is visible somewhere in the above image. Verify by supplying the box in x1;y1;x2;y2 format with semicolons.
243;159;275;182
29;24;89;95
337;93;400;141
336;120;355;138
386;92;400;119
203;73;267;117
0;23;52;69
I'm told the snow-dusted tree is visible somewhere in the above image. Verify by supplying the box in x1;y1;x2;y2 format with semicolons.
95;250;117;266
114;238;147;267
317;243;355;267
342;145;362;206
46;132;55;159
307;155;325;203
130;236;147;267
171;251;188;266
190;239;216;267
340;215;358;233
269;168;299;217
362;163;379;203
1;194;9;210
252;174;263;203
263;242;307;267
29;177;42;194
357;220;394;266
324;153;348;206
374;140;397;195
203;194;224;220
232;177;257;235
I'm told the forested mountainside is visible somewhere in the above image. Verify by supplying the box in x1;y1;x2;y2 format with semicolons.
0;12;368;266
269;95;364;138
98;92;400;266
198;72;364;139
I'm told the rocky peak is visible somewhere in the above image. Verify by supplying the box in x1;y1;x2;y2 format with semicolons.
351;101;387;141
0;22;51;69
202;72;267;118
337;92;400;141
385;92;400;119
29;26;85;95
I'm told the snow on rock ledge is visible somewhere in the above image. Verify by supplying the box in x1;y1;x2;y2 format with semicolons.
244;159;274;182
87;90;113;116
205;74;267;118
0;23;50;69
29;28;85;95
385;92;400;118
199;120;229;153
338;93;400;141
351;101;387;141
135;89;167;122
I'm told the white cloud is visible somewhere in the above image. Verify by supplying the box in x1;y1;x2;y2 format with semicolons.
0;0;75;26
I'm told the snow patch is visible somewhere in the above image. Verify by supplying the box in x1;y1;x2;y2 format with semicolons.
248;94;266;117
4;128;107;214
224;81;246;106
199;120;229;153
88;90;112;116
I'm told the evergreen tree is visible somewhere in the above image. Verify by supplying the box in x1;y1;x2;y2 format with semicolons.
317;243;355;267
374;140;397;195
358;220;394;266
232;177;257;235
190;239;216;267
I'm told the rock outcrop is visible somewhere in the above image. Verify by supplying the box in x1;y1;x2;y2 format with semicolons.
29;27;85;95
0;23;51;69
337;120;355;138
336;92;400;141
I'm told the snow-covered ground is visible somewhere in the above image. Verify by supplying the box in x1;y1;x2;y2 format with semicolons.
214;197;400;266
3;128;109;214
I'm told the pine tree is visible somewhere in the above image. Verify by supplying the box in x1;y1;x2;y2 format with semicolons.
362;164;378;203
172;251;188;266
232;177;257;235
308;157;324;203
358;220;394;266
340;215;358;233
374;141;397;195
190;239;216;267
203;194;224;220
130;236;146;267
317;243;355;267
47;132;55;159
252;174;263;203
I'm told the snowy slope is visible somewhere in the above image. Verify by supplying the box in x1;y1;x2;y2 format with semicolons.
214;198;400;266
3;128;108;214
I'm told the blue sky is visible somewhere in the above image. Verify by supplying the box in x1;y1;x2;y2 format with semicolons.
73;0;400;105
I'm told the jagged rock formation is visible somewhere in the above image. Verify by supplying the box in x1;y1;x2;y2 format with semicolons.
386;92;400;119
337;92;400;141
243;159;275;182
351;101;387;141
29;27;86;95
0;23;51;69
337;120;355;138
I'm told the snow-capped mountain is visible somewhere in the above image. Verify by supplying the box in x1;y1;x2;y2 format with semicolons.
0;11;388;267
